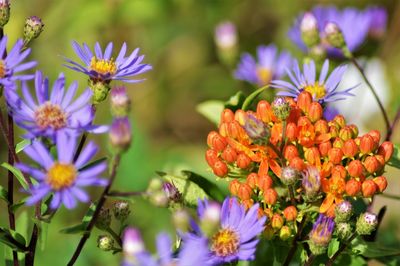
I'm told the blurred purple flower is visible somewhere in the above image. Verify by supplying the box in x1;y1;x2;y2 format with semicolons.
234;44;292;87
272;59;357;103
289;6;374;56
215;21;238;50
0;36;37;88
64;41;152;83
17;132;107;209
185;197;266;264
366;6;387;39
5;71;106;139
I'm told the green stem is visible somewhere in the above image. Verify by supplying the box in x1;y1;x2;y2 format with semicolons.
106;227;122;247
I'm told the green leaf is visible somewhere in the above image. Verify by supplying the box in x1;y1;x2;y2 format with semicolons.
181;171;226;201
388;144;400;169
327;238;340;258
15;139;32;154
0;186;9;203
224;91;246;110
196;100;224;126
160;173;209;207
0;227;27;253
242;85;268;110
1;163;29;190
10;198;28;213
60;202;96;234
352;239;400;258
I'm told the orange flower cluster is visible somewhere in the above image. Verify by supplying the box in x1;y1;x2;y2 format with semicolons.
205;91;394;229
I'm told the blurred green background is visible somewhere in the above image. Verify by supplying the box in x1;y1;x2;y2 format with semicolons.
0;0;400;265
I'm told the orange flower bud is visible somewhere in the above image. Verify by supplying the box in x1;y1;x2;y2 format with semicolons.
228;121;242;139
297;116;312;127
220;109;235;124
348;124;359;138
347;160;364;177
229;179;241;196
328;147;343;165
289;157;306;171
212;161;228;177
246;173;258;189
362;180;377;197
320;161;334;179
207;131;227;152
375;155;385;171
279;226;292;240
319;141;332;157
238;183;253;200
305;147;321;166
332;138;344;149
331;165;346;179
242;199;254;210
360;134;375;154
308;102;323;122
284;144;299;161
329;125;339;138
234;109;247;126
257;174;273;191
297;91;312;113
283;206;297;222
221;146;237;163
333;115;346;128
345;179;361;196
339;127;353;141
378;141;394;162
286;122;298;142
363;156;380;174
368;130;381;144
373;176;387;193
236;153;252;169
342;139;358;158
315;119;329;134
205;149;219;167
257;100;273;123
271;213;284;230
263;188;278;205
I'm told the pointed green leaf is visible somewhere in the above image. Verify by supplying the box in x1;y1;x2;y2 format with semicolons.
1;163;29;190
0;186;9;203
181;170;226;201
196;100;224;126
327;238;340;258
59;202;96;234
16;139;32;154
0;227;27;252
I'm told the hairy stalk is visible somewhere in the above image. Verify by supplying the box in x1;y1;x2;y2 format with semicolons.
67;154;121;266
326;233;357;266
350;57;390;134
283;217;306;266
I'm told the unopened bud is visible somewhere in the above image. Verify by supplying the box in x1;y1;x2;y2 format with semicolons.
212;160;228;177
111;87;131;117
109;117;132;152
163;182;182;203
356;212;378;235
272;97;291;121
279;225;292;240
271;213;284;230
0;0;10;28
236;153;252;169
377;141;394;162
300;12;320;47
90;80;111;104
336;222;353;240
309;214;335;255
95;208;112;230
150;191;169;207
362;180;377;197
23;16;44;44
263;188;278;205
324;22;346;49
334;201;352;223
220;108;235;124
342;139;358;158
172;209;190;233
308;102;323;122
207;131;227;152
97;235;114;251
283;206;297;222
297;91;312;113
200;202;221;237
238;183;253;201
281;166;299;185
221;146;237;163
347;160;364;177
228;179;241;196
113;201;131;221
256;100;274;123
363;156;380;174
373;176;387;193
360;134;375;154
328;147;343;165
345;179;361;196
123;228;145;256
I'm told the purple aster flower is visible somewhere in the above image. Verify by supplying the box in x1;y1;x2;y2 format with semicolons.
323;105;339;121
365;6;387;39
185;197;266;264
0;36;37;88
64;41;152;83
289;6;371;56
16;132;108;209
5;71;107;139
271;59;357;103
234;44;292;87
122;228;210;266
309;214;335;254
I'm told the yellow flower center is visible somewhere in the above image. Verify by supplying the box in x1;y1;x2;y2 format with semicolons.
211;228;239;257
34;102;67;130
304;82;326;99
0;60;6;78
46;163;77;190
256;66;272;86
89;57;117;76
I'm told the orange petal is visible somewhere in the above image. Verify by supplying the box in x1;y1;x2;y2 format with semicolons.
320;193;335;213
315;133;332;144
269;159;282;178
258;159;269;176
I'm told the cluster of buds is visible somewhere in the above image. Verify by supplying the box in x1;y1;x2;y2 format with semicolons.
205;91;393;242
109;87;132;153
